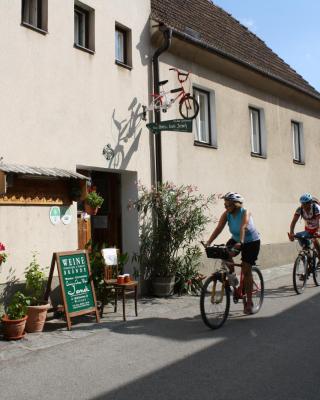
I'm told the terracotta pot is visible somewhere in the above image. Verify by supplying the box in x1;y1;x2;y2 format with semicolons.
1;315;28;340
26;303;50;333
84;202;99;216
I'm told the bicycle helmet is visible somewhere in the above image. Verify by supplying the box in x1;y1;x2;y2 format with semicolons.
299;193;313;204
223;192;244;204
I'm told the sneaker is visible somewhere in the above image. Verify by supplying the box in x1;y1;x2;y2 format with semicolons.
243;301;254;315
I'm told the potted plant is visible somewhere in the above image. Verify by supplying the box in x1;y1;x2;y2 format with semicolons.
24;253;50;333
1;291;29;340
84;189;104;215
132;182;214;296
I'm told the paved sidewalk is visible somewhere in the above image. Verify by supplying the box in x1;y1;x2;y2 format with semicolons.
0;264;292;362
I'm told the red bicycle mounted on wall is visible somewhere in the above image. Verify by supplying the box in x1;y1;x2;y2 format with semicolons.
148;68;200;120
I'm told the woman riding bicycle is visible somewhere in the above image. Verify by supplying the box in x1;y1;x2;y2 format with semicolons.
205;192;260;315
288;193;320;256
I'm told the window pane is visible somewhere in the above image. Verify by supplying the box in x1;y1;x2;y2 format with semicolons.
74;10;86;47
115;30;124;62
23;0;39;27
195;90;210;143
250;109;261;154
292;122;301;161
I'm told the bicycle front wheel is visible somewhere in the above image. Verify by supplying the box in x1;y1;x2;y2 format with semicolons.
200;274;230;329
312;254;320;286
251;266;264;314
293;255;308;294
179;95;199;120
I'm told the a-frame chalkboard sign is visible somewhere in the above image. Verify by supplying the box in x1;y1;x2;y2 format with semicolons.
44;250;100;330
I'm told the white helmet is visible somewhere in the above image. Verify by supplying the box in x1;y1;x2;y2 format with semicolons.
223;192;244;204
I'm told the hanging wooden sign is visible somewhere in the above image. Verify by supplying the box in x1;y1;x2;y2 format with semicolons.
44;250;100;330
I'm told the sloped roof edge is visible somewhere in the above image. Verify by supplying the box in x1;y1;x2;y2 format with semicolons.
0;163;89;180
167;25;320;102
151;0;320;102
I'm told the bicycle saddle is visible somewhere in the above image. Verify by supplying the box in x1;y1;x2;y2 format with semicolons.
158;80;168;86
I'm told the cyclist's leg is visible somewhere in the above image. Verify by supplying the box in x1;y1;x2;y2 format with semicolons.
242;262;253;313
225;238;237;274
241;240;260;314
312;238;320;258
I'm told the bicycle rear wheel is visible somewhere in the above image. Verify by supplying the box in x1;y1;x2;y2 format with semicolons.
200;274;230;329
312;254;320;286
293;255;308;294
179;95;199;120
251;266;264;314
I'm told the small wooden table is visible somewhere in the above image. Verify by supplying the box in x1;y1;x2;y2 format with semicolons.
113;281;138;321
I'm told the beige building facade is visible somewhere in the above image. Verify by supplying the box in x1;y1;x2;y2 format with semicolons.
0;0;320;289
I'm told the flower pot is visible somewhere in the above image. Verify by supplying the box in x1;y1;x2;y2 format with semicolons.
25;302;50;333
152;276;175;297
84;202;99;216
1;315;28;340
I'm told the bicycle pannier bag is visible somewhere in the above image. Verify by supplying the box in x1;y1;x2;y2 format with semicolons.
205;246;229;260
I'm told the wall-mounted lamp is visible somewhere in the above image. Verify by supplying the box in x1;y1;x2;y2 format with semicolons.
102;144;114;161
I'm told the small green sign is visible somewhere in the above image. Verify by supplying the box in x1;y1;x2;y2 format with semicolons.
147;119;193;133
59;253;95;314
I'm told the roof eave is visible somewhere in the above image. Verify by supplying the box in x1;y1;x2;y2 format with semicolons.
154;22;320;102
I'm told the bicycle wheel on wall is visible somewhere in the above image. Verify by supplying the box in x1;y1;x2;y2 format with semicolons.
179;95;199;120
293;255;308;294
251;266;264;314
312;254;320;286
200;274;230;329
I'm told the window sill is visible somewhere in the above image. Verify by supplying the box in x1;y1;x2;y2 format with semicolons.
293;159;305;165
115;60;132;70
21;22;48;35
74;44;95;55
194;141;217;149
251;152;267;159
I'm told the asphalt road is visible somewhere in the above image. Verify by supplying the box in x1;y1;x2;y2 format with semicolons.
1;270;320;400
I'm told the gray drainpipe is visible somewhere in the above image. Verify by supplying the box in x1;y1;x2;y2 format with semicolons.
152;27;172;186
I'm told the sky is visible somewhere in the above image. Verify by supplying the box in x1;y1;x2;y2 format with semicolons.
212;0;320;92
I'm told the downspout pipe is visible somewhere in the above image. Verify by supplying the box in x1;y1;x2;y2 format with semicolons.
152;27;172;186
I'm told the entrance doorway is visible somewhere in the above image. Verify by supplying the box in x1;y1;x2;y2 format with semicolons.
77;170;122;251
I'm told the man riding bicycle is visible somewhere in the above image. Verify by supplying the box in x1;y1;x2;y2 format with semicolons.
205;192;260;315
288;193;320;256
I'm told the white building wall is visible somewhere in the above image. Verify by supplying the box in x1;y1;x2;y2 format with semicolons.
0;0;152;282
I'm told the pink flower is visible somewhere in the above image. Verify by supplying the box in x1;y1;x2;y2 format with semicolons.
0;242;8;265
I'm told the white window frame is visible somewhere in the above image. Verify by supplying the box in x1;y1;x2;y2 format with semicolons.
249;106;267;157
115;23;132;68
193;87;217;147
292;121;305;164
115;29;125;63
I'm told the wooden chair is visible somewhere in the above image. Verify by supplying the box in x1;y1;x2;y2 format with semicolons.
101;248;138;321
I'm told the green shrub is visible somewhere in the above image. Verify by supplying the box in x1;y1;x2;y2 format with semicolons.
6;291;29;320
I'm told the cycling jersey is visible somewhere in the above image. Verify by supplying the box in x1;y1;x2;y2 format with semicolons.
295;203;320;233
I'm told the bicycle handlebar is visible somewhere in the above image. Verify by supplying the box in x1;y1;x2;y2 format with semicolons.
288;232;320;240
169;68;190;83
